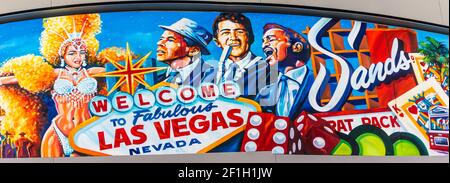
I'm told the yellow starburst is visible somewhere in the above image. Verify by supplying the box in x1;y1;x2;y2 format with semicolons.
94;43;166;95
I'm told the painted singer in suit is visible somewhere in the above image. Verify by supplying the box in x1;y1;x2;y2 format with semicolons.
157;18;216;87
212;13;274;100
256;23;314;120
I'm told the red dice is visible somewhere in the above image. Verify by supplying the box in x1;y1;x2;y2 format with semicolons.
241;111;342;155
241;112;290;154
294;111;341;155
287;115;305;154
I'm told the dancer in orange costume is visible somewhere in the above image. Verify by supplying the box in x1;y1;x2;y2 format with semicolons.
0;14;106;157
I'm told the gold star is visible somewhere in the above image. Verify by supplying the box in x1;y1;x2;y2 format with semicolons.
94;43;166;95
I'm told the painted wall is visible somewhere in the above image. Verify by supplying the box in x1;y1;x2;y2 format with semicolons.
0;10;448;158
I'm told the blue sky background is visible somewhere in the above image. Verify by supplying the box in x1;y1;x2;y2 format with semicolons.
0;11;448;66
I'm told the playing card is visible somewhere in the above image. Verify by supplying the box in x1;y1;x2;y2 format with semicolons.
388;77;449;141
410;53;429;83
410;53;448;94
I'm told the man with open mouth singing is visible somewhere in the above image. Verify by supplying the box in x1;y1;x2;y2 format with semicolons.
256;23;314;120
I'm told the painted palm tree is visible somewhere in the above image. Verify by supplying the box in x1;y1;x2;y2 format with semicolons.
418;36;449;88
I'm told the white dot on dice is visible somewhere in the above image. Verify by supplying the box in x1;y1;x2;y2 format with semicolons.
313;137;326;149
297;124;304;131
247;128;260;140
274;119;287;130
250;115;262;126
272;146;284;154
245;141;257;152
324;126;334;134
273;132;286;144
297;115;304;123
308;114;317;121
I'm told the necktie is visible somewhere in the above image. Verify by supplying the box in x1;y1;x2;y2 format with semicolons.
223;62;238;82
166;70;180;84
277;75;291;117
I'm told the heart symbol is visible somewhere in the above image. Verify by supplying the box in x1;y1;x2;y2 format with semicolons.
420;61;426;67
408;105;419;115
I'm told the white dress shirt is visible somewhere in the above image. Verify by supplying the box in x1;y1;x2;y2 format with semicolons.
223;52;261;82
224;52;253;71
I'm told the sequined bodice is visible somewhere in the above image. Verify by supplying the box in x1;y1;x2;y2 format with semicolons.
53;68;97;105
54;77;97;95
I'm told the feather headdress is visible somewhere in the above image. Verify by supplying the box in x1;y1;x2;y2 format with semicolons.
40;14;101;66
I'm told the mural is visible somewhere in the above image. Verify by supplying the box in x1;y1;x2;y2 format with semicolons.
0;11;448;158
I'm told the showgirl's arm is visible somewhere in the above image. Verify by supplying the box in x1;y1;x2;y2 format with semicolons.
0;75;18;85
0;55;56;92
87;67;105;75
0;68;58;86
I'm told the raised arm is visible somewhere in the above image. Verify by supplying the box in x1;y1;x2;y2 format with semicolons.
87;67;106;76
0;75;18;85
0;55;57;92
0;68;59;85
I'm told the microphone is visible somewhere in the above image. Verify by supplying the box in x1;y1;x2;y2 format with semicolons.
219;45;232;65
216;40;233;84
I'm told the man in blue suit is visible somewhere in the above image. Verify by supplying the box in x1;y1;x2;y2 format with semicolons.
212;13;274;100
157;18;216;87
209;13;276;152
256;23;314;120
